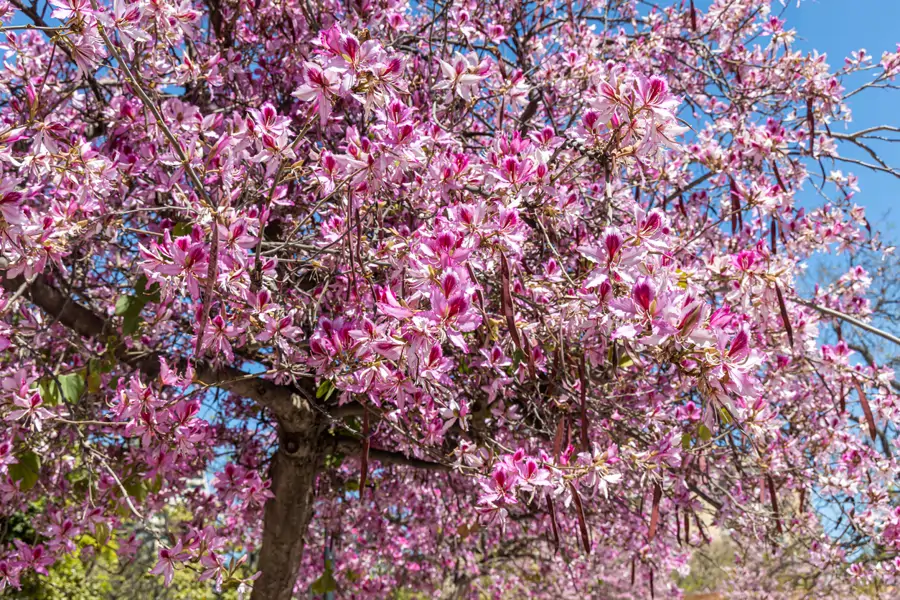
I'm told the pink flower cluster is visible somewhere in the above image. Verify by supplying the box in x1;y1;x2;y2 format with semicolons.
1;0;898;598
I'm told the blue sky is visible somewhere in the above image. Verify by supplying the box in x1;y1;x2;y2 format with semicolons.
785;0;900;244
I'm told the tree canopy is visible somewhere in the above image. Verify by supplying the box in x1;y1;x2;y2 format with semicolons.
1;0;899;597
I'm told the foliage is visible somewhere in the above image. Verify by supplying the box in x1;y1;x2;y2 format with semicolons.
0;0;899;597
2;511;243;599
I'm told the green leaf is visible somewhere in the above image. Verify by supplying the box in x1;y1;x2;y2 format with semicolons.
58;372;86;403
135;274;150;295
89;357;114;374
681;432;692;450
116;275;162;336
510;348;526;372
37;371;89;408
66;468;88;484
146;284;161;303
698;424;712;442
172;222;192;237
617;354;635;368
122;311;143;336
9;451;41;491
324;452;345;469
310;569;338;594
87;370;102;394
39;379;61;407
94;522;111;546
115;295;138;316
65;468;89;496
316;379;334;400
122;477;147;502
116;295;147;336
719;407;733;425
87;358;107;394
344;569;361;584
135;275;161;303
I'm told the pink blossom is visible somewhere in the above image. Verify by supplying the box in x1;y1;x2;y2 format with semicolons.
434;52;491;101
150;542;189;586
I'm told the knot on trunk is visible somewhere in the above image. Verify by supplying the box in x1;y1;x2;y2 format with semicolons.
280;426;318;459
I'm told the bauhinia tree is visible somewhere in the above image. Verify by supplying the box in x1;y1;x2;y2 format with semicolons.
1;0;899;596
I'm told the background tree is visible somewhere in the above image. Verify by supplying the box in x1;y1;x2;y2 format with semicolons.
0;0;899;598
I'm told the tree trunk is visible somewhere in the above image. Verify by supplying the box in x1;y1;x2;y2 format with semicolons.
252;420;325;600
0;266;330;599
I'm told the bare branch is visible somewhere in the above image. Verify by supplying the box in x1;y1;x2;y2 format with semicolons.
793;297;900;346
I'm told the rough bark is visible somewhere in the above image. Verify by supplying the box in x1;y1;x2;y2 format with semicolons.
252;420;326;600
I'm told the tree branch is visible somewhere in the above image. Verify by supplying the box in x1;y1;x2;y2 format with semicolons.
664;170;713;204
792;297;900;346
0;265;315;430
332;435;451;472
